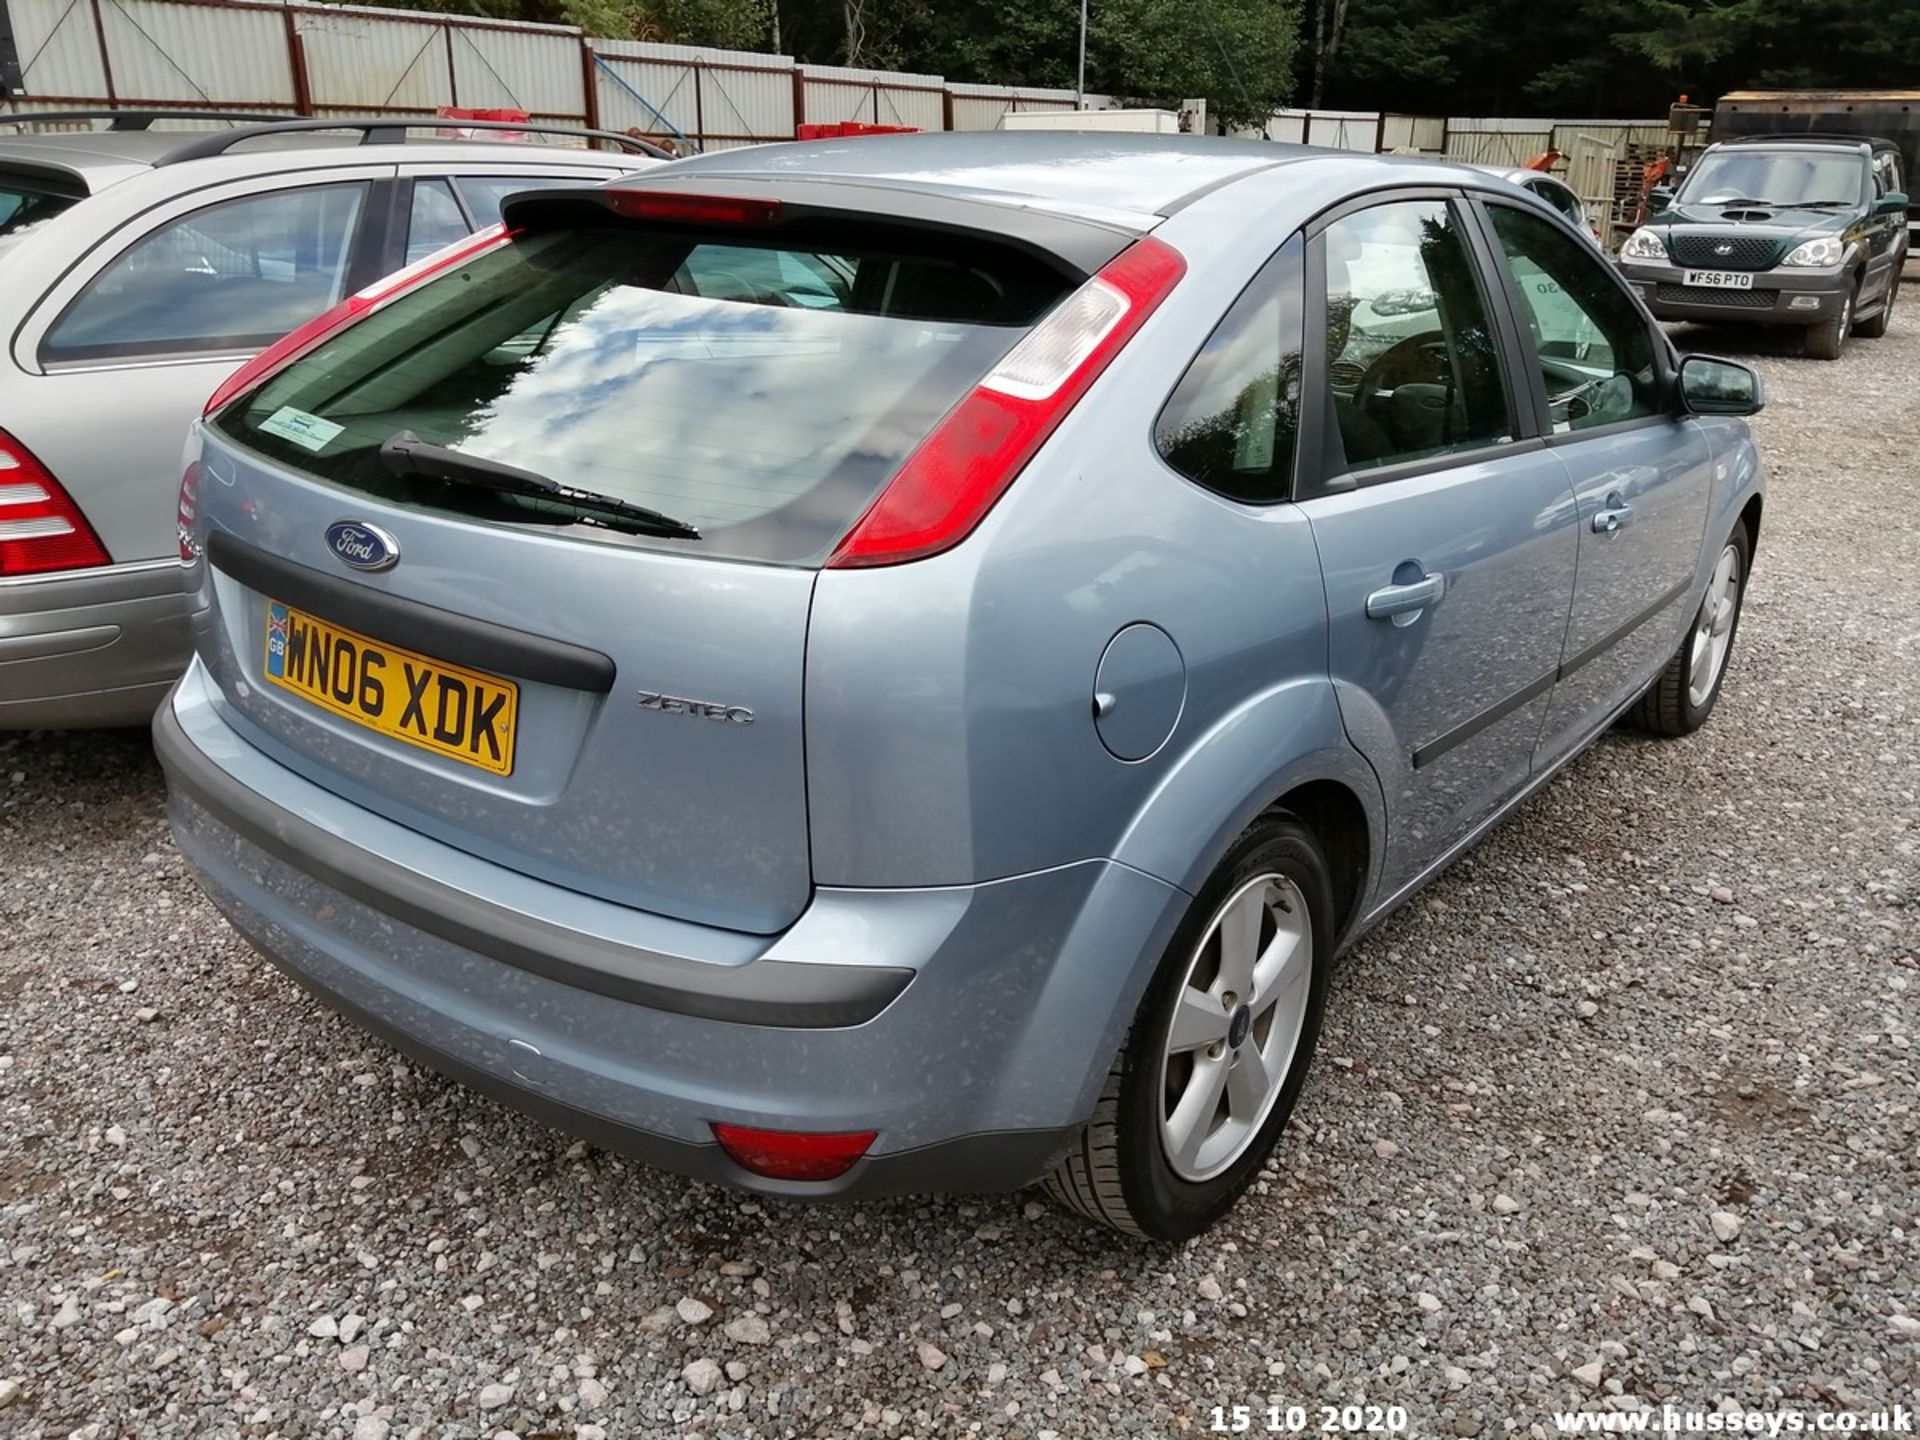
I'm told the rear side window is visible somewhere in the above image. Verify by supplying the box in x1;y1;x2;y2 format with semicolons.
1155;237;1302;503
455;175;591;228
44;183;368;361
1529;180;1585;225
0;175;79;243
215;221;1070;566
406;179;470;264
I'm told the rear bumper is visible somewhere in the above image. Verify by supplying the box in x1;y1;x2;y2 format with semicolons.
157;663;1188;1197
0;559;190;728
1618;259;1851;326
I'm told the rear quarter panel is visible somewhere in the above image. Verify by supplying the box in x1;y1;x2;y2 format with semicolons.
806;164;1391;908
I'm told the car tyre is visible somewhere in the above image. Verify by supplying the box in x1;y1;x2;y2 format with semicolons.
1628;518;1752;737
1854;274;1897;338
1804;279;1856;359
1043;813;1334;1240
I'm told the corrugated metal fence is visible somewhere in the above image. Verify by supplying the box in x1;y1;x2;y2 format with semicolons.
2;0;1111;145
1238;109;1667;244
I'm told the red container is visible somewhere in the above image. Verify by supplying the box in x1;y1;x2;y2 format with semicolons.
436;107;530;142
795;121;920;141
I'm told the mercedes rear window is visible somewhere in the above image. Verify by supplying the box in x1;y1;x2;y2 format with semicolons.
215;221;1070;566
0;173;81;252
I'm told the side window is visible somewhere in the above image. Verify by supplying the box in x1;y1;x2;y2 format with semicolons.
1486;202;1659;433
1155;238;1303;503
1320;199;1513;472
674;246;853;311
45;184;367;361
454;175;584;228
1549;183;1587;226
406;179;471;264
1874;152;1903;198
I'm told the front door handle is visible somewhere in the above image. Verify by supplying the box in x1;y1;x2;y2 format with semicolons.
1592;501;1634;535
1366;571;1446;625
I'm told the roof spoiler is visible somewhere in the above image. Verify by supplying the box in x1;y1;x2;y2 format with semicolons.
498;175;1141;281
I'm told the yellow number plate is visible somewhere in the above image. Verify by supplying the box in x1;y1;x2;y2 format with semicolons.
263;600;518;775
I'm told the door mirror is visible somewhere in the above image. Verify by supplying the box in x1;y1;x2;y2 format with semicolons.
1648;183;1675;211
1678;354;1765;416
1875;191;1909;216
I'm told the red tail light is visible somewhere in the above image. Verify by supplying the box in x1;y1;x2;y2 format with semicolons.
604;191;783;227
0;429;110;577
711;1123;877;1182
826;236;1186;569
202;224;515;420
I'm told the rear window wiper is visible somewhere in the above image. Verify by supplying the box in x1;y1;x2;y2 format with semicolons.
379;431;701;540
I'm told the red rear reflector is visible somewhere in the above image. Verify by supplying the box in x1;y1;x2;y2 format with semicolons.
203;224;514;420
711;1124;877;1182
0;429;110;577
604;191;783;228
827;236;1186;569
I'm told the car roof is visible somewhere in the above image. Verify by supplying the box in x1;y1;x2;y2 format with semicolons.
651;131;1518;227
0;123;646;194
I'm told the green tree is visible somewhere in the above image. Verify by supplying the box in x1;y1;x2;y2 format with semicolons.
1319;0;1920;118
637;0;772;48
914;0;1299;128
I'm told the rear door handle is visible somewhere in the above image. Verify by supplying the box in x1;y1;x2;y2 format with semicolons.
1592;502;1634;534
1366;572;1445;624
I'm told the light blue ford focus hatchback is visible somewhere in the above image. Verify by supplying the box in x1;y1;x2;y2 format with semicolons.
159;134;1766;1238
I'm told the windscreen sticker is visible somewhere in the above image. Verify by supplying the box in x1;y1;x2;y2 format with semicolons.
258;407;344;453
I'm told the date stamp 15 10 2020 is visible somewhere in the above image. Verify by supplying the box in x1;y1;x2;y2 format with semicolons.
1211;1405;1412;1435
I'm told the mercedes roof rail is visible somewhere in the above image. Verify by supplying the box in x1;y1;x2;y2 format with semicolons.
154;117;673;164
0;110;296;131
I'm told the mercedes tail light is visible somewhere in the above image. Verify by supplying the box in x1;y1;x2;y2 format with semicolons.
0;429;110;577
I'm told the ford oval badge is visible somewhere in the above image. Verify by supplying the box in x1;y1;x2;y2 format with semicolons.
325;520;400;573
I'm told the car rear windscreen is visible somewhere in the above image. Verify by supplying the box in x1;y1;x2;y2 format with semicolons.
215;221;1072;566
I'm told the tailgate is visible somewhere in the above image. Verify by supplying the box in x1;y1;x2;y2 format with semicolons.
192;443;815;935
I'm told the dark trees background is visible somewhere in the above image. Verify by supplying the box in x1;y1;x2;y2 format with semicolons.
371;0;1918;121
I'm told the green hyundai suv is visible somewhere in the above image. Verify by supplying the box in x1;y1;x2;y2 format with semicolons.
1616;134;1908;359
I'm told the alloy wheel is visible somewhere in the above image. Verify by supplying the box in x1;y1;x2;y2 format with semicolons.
1156;872;1314;1182
1688;542;1743;709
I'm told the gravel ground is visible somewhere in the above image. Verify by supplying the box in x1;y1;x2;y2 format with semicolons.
3;319;1917;1440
